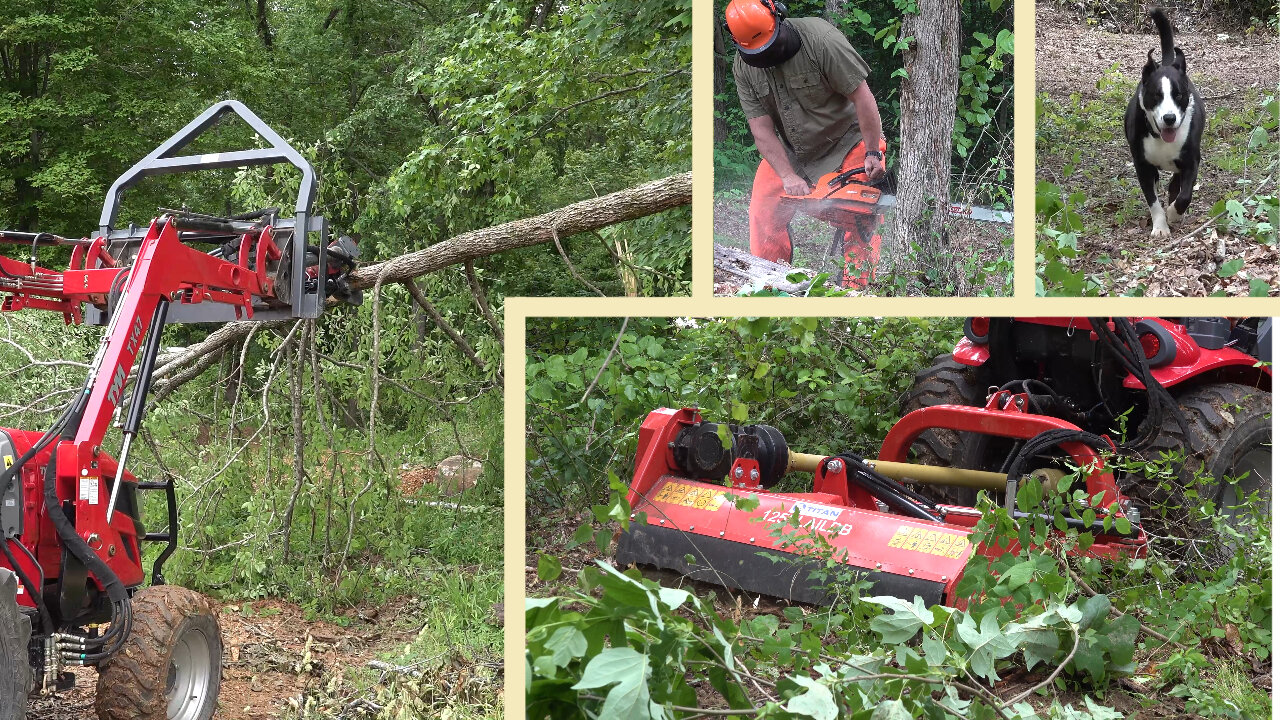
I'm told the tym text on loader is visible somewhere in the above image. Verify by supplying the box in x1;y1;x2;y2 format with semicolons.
616;318;1270;606
0;101;361;720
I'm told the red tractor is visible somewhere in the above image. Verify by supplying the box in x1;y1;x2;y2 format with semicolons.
613;318;1269;605
0;102;361;720
901;317;1271;526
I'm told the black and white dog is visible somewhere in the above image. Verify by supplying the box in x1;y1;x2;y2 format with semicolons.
1124;9;1205;239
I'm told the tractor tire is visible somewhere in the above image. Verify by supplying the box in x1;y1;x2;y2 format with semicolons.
1;567;31;720
95;586;222;720
1133;383;1272;539
899;354;985;504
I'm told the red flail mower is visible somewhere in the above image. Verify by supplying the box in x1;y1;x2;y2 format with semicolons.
617;318;1271;606
0;102;361;720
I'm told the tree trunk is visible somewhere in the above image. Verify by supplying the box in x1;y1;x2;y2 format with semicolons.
823;0;847;22
712;8;728;145
894;0;960;282
255;0;274;48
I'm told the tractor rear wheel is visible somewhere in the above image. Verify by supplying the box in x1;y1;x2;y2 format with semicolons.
900;353;985;503
1;568;31;720
95;586;222;720
1133;383;1272;538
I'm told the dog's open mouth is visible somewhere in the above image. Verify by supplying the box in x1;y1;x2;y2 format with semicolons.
1160;127;1178;142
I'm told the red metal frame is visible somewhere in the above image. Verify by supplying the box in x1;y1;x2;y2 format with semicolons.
1;216;296;607
879;389;1121;508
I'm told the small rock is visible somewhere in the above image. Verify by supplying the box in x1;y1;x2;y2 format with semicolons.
436;455;483;496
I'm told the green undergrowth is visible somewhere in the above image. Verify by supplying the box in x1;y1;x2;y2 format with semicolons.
144;389;504;617
526;316;961;509
284;564;504;720
528;452;1271;719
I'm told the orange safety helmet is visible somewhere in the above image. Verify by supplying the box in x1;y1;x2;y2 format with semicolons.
724;0;788;54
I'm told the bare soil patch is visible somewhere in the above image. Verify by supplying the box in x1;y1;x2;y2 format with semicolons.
28;597;420;719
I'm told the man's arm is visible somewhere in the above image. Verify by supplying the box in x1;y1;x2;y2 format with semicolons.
747;115;811;196
848;81;885;183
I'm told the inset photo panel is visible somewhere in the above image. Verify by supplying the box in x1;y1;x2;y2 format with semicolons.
1035;4;1279;296
524;315;1272;717
711;2;1015;297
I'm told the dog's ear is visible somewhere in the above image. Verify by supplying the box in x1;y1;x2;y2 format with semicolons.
1143;49;1158;78
1173;47;1186;72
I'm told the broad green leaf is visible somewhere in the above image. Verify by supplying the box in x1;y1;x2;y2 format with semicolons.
783;676;837;720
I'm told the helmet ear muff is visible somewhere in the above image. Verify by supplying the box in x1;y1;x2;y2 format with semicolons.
762;0;788;20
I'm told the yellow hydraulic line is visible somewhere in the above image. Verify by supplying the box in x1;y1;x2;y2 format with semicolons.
786;451;1007;490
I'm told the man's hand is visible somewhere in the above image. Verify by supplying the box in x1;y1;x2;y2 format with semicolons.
781;173;811;196
863;154;885;184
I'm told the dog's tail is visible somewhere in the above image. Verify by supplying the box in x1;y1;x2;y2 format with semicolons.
1150;8;1175;65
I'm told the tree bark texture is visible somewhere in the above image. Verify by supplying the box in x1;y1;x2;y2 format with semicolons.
895;0;960;276
150;172;691;393
713;10;728;145
824;0;847;22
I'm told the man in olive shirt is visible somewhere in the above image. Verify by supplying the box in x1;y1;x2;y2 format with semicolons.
725;0;886;287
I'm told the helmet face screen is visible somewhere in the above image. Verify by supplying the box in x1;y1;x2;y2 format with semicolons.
735;21;802;68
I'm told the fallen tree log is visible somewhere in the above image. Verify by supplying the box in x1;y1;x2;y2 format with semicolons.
150;172;692;394
712;243;819;295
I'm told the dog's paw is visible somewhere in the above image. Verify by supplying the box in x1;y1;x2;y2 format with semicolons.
1150;225;1172;239
1166;206;1183;225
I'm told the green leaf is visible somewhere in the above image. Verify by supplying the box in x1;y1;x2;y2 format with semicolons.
956;611;1017;683
784;676;837;720
537;554;562;582
1218;258;1245;277
541;626;587;671
997;559;1037;590
866;595;937;643
871;699;912;720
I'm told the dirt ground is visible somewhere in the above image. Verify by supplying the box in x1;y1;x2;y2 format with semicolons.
27;597;420;720
1036;4;1279;296
712;194;1012;296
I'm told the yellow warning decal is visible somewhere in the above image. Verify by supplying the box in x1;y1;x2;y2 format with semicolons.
654;482;726;511
887;525;970;559
3;455;11;469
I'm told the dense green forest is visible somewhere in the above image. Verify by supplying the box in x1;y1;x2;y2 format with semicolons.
1;0;689;717
526;317;1270;719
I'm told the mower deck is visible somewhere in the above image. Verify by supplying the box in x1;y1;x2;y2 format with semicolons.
618;477;972;605
616;407;1147;607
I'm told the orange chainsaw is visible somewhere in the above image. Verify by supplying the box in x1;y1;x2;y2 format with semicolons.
780;169;1013;226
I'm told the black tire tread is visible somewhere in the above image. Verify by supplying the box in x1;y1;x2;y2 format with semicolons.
1;568;30;720
1132;382;1271;531
95;585;221;720
899;353;983;466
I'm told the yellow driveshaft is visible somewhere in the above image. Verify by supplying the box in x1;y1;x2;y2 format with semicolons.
785;451;1007;490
